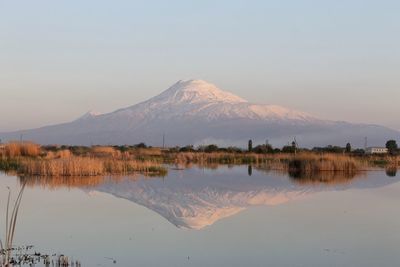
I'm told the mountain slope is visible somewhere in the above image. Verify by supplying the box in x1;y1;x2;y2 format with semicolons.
1;79;399;147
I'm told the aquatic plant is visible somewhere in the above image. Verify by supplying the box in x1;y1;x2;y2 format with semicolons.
1;182;26;266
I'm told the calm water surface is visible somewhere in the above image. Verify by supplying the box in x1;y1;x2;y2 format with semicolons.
0;166;399;267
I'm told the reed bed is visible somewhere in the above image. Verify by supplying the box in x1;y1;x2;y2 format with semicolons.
19;157;104;176
1;142;397;179
169;152;270;165
0;142;167;177
287;153;368;172
91;146;122;158
17;157;166;177
0;142;40;157
167;151;370;173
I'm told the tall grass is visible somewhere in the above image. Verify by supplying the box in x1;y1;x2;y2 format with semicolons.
0;182;26;266
91;146;121;158
168;152;268;165
1;142;40;158
0;142;167;177
17;157;166;177
20;157;104;176
287;153;367;173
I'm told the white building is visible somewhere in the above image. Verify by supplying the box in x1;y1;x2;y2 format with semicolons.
365;147;388;154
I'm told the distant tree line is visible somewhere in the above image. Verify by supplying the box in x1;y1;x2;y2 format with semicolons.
18;139;400;156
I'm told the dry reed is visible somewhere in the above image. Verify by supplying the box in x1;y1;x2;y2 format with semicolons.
2;142;41;157
91;146;121;158
17;156;166;177
1;183;26;265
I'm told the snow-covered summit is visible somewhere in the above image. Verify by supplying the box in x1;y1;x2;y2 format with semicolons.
112;79;316;123
150;79;248;105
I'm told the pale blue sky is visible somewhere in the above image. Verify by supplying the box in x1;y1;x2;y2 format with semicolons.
0;0;399;131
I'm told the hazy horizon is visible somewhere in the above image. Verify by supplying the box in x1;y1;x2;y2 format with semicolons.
1;1;399;132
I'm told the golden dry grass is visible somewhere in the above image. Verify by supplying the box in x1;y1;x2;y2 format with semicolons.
287;153;368;172
132;147;162;156
17;156;166;177
19;157;104;176
44;149;72;159
0;142;167;177
1;142;41;157
90;146;121;158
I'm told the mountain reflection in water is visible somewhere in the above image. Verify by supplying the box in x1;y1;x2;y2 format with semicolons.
19;166;399;230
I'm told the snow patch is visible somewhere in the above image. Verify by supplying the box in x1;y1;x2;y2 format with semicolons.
75;111;101;121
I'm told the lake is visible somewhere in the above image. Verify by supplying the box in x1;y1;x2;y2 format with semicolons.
0;166;399;267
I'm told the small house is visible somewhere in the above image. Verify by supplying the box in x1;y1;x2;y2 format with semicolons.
365;147;388;154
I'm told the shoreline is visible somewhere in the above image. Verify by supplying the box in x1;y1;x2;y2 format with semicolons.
0;142;398;178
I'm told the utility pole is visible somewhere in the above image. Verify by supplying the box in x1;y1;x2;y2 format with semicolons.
162;133;165;149
292;137;298;155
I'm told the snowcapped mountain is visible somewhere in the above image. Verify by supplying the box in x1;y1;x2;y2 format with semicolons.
108;79;316;123
1;79;399;147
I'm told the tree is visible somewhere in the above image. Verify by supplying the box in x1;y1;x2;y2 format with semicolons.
291;140;297;155
204;144;219;153
345;143;352;153
386;140;398;155
352;148;365;155
179;145;195;152
134;142;147;148
248;140;253;152
253;144;273;154
312;145;344;153
282;145;295;153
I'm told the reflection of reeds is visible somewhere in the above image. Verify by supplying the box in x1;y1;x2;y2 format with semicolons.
288;171;362;185
19;175;142;190
1;182;26;265
253;165;363;185
385;167;398;177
